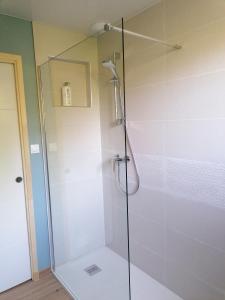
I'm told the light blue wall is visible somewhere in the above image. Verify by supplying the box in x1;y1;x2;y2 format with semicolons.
0;14;50;270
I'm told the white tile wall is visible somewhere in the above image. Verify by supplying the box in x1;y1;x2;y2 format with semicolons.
167;229;225;291
99;1;225;299
42;38;106;267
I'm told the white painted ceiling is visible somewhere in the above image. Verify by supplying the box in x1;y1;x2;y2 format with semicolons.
0;0;157;33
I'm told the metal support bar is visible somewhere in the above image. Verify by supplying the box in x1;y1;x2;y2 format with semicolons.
104;23;182;50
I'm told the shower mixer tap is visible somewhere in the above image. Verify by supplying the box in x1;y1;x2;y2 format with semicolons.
113;154;130;163
102;56;140;195
112;154;130;181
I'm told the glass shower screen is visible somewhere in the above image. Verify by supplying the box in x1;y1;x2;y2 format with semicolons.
40;20;131;300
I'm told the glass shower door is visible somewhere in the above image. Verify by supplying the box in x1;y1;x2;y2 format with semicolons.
123;2;225;300
40;21;131;300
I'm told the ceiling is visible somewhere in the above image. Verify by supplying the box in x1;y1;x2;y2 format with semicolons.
0;0;158;33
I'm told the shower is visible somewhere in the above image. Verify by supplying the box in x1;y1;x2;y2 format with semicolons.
95;22;182;196
102;57;140;195
102;59;119;80
102;58;123;125
39;4;225;299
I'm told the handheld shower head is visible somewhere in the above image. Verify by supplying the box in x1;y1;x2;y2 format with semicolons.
102;59;119;79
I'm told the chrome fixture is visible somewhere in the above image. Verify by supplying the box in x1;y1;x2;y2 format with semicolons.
102;57;124;125
104;23;182;50
102;54;140;195
102;59;119;80
113;154;130;163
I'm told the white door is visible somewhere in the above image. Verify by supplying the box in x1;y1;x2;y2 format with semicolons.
0;62;31;292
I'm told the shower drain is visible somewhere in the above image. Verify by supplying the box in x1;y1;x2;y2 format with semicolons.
84;264;102;276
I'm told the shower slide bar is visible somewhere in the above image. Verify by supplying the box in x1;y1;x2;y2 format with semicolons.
104;23;182;50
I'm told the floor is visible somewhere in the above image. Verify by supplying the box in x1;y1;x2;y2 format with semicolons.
0;271;72;300
56;247;183;300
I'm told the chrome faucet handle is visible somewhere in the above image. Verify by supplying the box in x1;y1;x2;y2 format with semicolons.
113;154;130;163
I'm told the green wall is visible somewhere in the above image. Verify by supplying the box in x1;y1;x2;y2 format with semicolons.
0;14;50;270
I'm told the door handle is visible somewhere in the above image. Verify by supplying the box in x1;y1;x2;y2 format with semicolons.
15;177;23;183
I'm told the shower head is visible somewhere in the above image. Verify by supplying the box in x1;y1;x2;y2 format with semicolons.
102;59;119;79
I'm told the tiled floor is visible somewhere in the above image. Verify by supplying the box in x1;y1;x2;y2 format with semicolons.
56;247;183;300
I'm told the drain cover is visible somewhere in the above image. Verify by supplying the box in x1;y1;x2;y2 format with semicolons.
84;265;102;276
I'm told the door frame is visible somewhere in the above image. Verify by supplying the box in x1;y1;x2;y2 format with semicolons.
0;52;39;281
